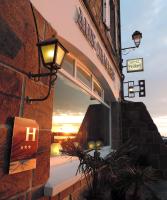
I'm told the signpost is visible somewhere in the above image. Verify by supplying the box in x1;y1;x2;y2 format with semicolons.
127;58;143;73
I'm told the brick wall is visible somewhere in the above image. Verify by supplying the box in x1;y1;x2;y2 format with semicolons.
0;1;56;199
121;101;167;177
83;0;121;69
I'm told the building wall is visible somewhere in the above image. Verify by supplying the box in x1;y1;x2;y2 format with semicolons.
30;0;121;100
0;1;55;199
83;0;121;65
0;0;121;199
121;101;167;177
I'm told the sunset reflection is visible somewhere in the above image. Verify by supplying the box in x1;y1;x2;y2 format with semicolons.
52;114;84;134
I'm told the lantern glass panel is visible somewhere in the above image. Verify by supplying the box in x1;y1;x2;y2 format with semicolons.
56;45;65;66
41;44;56;65
134;37;140;47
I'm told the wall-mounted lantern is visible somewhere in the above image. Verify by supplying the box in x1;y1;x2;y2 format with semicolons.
26;38;68;103
121;30;143;51
124;80;146;98
132;31;142;48
38;38;67;67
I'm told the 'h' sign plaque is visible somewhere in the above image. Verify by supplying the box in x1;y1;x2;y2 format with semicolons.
9;117;39;174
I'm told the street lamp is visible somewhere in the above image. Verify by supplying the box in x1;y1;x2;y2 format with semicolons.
121;30;142;51
120;31;143;100
132;31;142;48
26;38;68;103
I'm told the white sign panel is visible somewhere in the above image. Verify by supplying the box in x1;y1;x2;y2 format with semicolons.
127;58;144;73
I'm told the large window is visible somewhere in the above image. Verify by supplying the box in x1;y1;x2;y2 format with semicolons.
62;55;75;76
51;74;110;156
76;66;92;88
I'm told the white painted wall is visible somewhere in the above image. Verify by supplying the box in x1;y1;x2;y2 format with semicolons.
30;0;121;100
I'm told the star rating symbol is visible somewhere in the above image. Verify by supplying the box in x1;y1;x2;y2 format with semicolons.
20;145;32;150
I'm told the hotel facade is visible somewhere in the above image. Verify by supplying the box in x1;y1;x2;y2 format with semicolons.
0;0;122;199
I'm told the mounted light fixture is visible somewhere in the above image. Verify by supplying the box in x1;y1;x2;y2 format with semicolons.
124;80;146;98
26;38;68;103
120;31;143;100
132;31;142;48
129;86;134;94
121;30;143;51
88;140;103;150
38;38;67;67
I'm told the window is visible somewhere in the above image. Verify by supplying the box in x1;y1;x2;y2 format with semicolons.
102;0;110;29
51;75;110;156
93;79;103;98
62;55;75;76
76;65;91;88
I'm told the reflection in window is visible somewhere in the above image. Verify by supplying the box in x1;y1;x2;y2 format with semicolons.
77;66;91;88
51;74;109;156
62;55;74;76
93;80;103;98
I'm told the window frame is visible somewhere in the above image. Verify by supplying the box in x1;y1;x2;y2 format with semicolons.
102;0;111;29
60;53;109;108
76;62;92;89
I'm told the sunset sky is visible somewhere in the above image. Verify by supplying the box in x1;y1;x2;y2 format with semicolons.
121;0;167;136
31;0;167;136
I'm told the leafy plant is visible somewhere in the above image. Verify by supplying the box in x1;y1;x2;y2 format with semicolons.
61;139;162;200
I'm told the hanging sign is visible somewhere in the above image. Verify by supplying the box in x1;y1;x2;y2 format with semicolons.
9;117;39;174
127;58;144;73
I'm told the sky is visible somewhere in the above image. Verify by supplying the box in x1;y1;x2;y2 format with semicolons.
121;0;167;136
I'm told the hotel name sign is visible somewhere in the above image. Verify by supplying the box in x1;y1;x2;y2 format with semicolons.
127;58;144;73
75;7;115;81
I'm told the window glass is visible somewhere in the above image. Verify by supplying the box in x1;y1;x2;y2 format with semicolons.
62;55;74;76
102;0;110;28
93;80;103;98
76;66;91;88
110;0;116;49
51;75;109;156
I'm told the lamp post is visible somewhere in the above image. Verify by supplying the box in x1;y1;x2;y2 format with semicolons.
26;38;68;103
120;31;143;100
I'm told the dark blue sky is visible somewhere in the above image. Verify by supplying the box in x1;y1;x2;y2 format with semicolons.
121;0;167;135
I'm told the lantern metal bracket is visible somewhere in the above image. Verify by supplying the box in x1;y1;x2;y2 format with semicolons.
121;46;137;51
26;65;60;104
25;37;68;104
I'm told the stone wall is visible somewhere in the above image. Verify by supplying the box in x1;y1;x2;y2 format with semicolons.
121;101;167;177
0;1;55;199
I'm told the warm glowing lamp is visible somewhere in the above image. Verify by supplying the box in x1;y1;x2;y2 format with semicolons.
51;143;62;156
26;38;68;103
129;86;134;94
38;38;67;67
95;140;103;149
88;141;95;149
